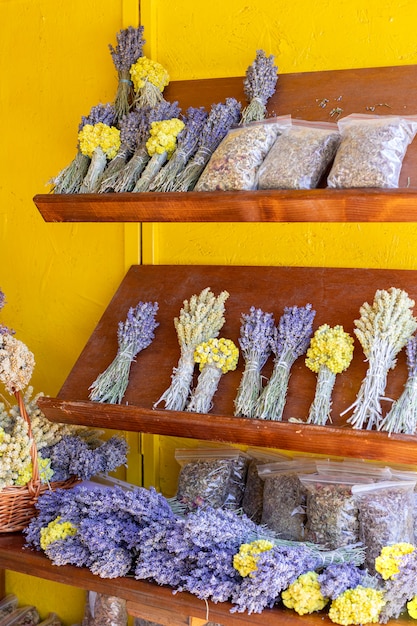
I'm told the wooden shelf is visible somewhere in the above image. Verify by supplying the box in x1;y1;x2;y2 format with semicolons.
0;535;413;626
37;264;417;465
34;63;417;224
33;188;417;223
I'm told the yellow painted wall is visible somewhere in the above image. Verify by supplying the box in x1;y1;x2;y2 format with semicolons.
2;0;417;622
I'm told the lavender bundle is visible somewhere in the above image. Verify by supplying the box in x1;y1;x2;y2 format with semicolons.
149;106;208;192
240;50;278;125
380;334;417;434
254;304;316;421
154;288;229;411
234;307;275;418
109;25;145;121
51;103;116;194
172;98;242;191
89;301;159;404
113;100;181;192
97;111;142;192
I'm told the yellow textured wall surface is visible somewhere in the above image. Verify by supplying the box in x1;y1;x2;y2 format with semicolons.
1;1;136;622
3;0;417;621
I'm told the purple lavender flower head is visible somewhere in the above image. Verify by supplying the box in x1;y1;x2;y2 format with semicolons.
239;306;275;366
119;111;143;152
200;98;242;152
176;106;208;158
118;301;159;356
318;562;364;600
109;25;146;71
0;289;5;311
79;103;117;130
406;335;417;376
244;50;278;106
272;303;316;360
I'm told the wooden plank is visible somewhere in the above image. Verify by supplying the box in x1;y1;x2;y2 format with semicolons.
33;64;417;224
33;189;417;223
37;264;417;465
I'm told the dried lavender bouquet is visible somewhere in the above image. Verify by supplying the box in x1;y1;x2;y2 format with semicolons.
78;121;121;194
97;111;142;192
172;98;241;191
255;304;315;420
113;100;181;193
344;287;417;430
380;334;417;434
149;106;208;192
154;288;229;411
234;307;275;418
240;49;278;125
89;301;159;404
109;25;145;121
51;103;116;194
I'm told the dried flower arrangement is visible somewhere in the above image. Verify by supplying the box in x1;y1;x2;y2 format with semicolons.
109;26;145;121
240;49;278;124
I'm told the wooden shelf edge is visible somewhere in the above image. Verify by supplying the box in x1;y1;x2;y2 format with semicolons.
33;190;417;223
38;396;417;465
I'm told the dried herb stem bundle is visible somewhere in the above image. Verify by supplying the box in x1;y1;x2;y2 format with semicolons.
89;301;159;404
255;304;315;420
240;49;278;125
51;103;116;194
380;334;417;434
172;98;241;191
186;338;239;413
234;307;275;418
344;288;417;430
149;106;208;192
132;117;185;192
154;288;229;411
109;25;145;121
306;324;354;426
97;111;142;192
113;100;181;192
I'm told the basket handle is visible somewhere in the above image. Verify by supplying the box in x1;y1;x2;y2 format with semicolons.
14;389;41;498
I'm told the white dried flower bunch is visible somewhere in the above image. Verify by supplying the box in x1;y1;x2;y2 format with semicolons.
345;287;417;430
155;287;229;411
0;387;98;489
0;333;35;394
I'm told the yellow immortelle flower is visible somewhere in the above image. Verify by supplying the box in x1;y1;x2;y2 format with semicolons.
282;571;329;615
328;586;386;625
305;324;354;375
146;119;185;158
130;56;169;93
407;596;417;619
40;516;77;550
375;542;415;580
15;457;54;486
194;338;239;374
78;123;121;159
233;539;274;577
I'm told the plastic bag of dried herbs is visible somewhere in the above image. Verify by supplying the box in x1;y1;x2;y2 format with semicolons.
258;119;341;190
390;468;417;543
81;592;127;626
174;447;250;512
352;480;416;573
300;473;374;550
0;606;40;626
0;597;18;620
327;113;417;188
194;115;291;191
258;459;316;540
241;448;291;524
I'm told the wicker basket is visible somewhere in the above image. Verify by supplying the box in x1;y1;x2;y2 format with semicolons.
0;390;80;533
